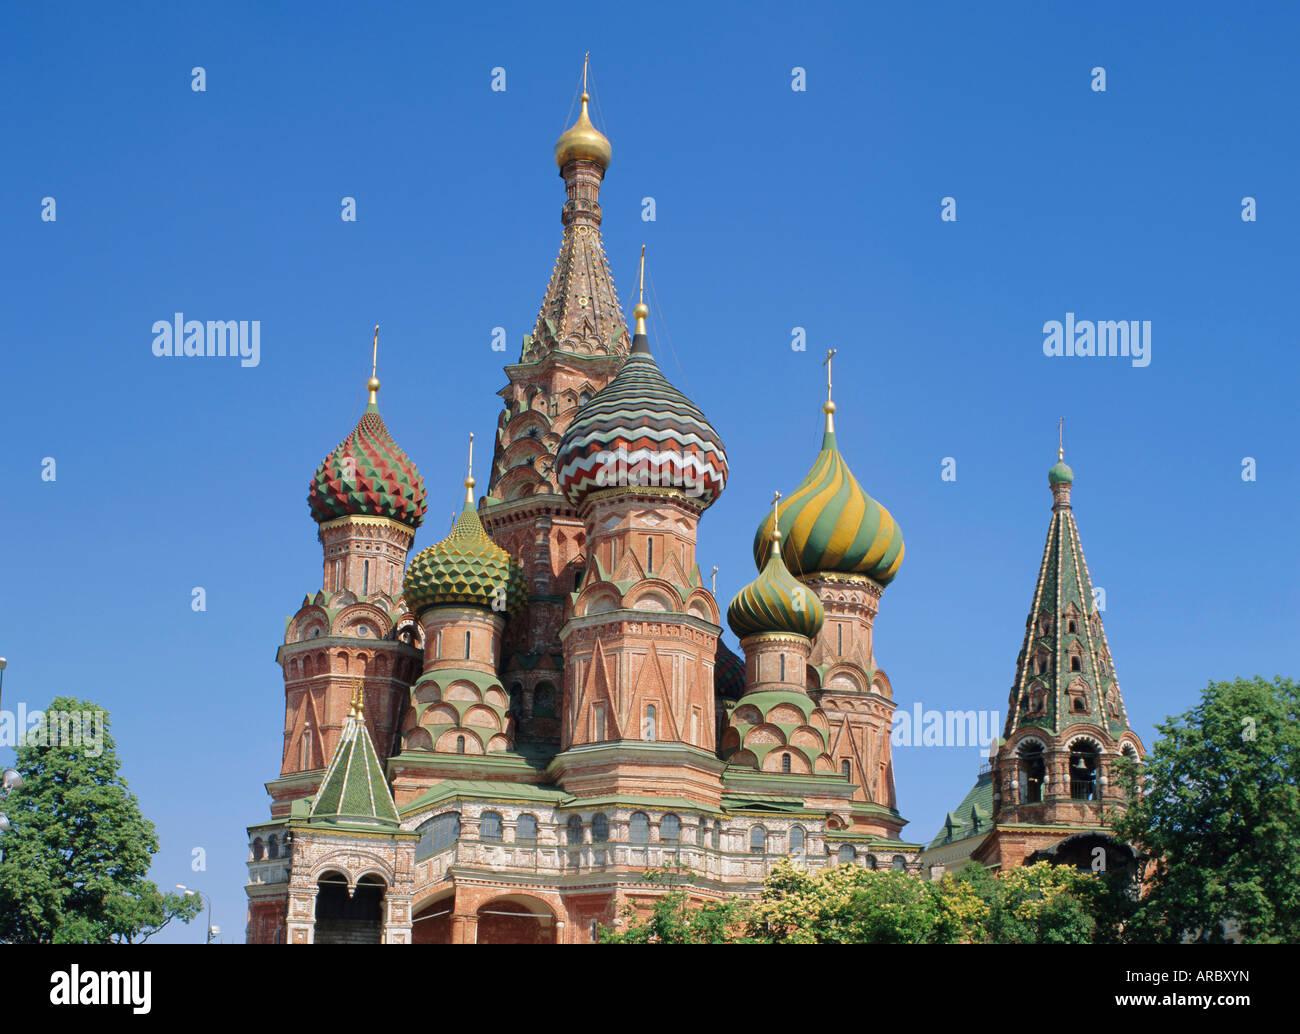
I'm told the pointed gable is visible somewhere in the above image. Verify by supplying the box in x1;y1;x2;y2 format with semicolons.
309;690;399;828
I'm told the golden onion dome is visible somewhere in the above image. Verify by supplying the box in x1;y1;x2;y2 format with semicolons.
555;92;611;170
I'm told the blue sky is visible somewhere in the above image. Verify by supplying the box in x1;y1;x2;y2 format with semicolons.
1;1;1296;942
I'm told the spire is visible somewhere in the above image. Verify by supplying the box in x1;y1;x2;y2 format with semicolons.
464;432;476;505
821;348;837;435
631;244;650;354
367;324;380;407
523;57;630;362
309;679;399;828
1004;454;1131;741
1048;418;1075;509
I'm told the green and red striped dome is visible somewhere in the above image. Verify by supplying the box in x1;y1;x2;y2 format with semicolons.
309;398;428;529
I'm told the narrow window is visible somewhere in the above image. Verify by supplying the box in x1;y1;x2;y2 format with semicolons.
593;704;606;741
749;826;767;855
712;820;722;850
837;624;843;654
779;654;786;681
781;752;792;773
516;814;538;843
630;812;650;843
789;825;805;855
1071;656;1082;672
435;630;441;659
480;811;503;842
841;759;851;779
300;725;311;769
465;631;471;658
592;813;609;842
363;559;369;595
456;735;465;754
566;815;583;846
644;704;657;741
646;537;654;571
661;814;680;843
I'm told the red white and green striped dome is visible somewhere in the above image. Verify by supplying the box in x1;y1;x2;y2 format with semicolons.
309;395;427;529
556;326;727;510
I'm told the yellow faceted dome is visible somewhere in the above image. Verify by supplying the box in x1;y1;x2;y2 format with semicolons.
555;92;611;170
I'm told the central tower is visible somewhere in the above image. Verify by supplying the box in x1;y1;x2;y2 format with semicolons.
481;61;631;748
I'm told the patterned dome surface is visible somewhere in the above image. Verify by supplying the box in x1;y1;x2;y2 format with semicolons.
1049;459;1075;484
754;423;903;585
556;342;728;510
403;504;527;617
309;401;427;529
728;538;825;640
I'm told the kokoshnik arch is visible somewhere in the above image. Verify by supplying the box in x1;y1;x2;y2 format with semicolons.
244;64;1143;945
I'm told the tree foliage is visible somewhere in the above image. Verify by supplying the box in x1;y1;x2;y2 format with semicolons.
0;696;202;943
1114;675;1300;943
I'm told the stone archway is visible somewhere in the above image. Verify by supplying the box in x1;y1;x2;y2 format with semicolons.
476;894;557;945
412;891;455;945
314;871;386;944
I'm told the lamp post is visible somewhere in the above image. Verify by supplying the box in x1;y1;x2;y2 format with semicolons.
177;885;219;943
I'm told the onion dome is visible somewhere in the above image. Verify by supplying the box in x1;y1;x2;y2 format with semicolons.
753;395;903;585
402;438;528;617
556;290;728;511
555;90;611;170
728;513;825;639
308;358;427;529
1049;459;1074;484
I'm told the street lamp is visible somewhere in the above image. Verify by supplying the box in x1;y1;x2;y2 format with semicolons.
177;885;219;943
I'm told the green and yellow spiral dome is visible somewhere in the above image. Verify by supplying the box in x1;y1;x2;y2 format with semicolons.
729;527;825;640
753;404;904;585
403;477;527;617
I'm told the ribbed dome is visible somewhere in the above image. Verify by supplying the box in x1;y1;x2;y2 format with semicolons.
309;399;427;529
403;503;527;617
556;331;728;511
754;414;903;585
728;536;825;640
555;92;611;170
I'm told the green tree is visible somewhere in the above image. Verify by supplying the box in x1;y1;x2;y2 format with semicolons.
955;861;1108;943
599;866;752;943
0;697;202;943
1113;676;1300;943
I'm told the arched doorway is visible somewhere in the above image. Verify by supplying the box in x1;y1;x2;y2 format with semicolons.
412;891;454;945
314;871;386;944
476;895;557;944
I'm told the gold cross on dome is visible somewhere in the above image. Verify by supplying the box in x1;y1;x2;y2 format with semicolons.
822;348;837;403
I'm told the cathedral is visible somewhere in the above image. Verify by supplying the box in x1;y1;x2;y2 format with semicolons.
244;70;1142;944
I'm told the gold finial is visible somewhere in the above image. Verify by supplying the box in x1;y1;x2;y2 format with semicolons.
555;54;611;170
464;432;476;505
583;51;589;94
350;679;365;720
367;325;381;403
633;244;649;335
771;491;783;544
1058;416;1065;461
822;348;838;431
711;564;718;595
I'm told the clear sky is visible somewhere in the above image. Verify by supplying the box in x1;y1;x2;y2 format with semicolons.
1;1;1296;942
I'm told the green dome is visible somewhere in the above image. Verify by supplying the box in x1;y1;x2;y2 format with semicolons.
403;502;527;617
728;535;825;640
1048;460;1074;484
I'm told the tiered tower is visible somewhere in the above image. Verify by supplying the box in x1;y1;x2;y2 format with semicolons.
751;358;908;842
481;61;631;748
973;447;1145;870
552;266;729;807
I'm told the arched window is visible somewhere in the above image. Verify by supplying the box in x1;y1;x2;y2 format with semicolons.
534;682;557;718
712;820;722;851
267;834;279;859
516;813;538;843
1067;619;1077;633
630;812;650;844
836;844;856;865
661;814;681;843
841;759;851;779
592;813;610;843
252;837;265;861
456;734;465;754
579;391;591;406
508;682;524;718
416;812;461;859
1069;741;1100;801
644;705;657;741
363;559;370;595
781;752;792;773
1071;656;1082;672
891;855;907;871
749;825;767;855
864;854;878;870
465;631;471;657
789;825;805;855
480;811;503;842
566;815;583;846
1019;741;1047;802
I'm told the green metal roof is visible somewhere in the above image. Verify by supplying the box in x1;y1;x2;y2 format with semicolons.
926;768;994;849
308;712;400;828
